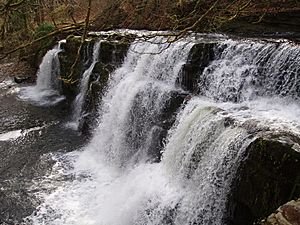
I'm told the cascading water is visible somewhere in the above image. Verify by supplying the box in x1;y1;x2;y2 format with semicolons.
87;37;193;165
68;41;102;130
25;36;300;225
200;39;300;102
19;40;66;106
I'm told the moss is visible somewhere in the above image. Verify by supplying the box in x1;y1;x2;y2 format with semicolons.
58;36;94;100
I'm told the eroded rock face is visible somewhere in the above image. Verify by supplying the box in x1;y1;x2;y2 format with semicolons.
228;137;300;225
261;199;300;225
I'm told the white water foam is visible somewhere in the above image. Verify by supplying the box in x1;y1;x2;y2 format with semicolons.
19;40;66;106
0;126;46;142
86;37;193;165
200;39;300;102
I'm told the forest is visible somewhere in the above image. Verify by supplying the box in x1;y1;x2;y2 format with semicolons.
0;0;299;60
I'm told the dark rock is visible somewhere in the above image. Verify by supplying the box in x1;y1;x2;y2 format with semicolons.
228;137;300;225
13;76;31;84
177;42;216;93
148;91;188;161
58;35;96;101
98;41;130;66
125;90;187;163
82;41;130;134
59;36;130;106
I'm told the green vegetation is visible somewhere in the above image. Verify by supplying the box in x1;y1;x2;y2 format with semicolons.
34;22;55;38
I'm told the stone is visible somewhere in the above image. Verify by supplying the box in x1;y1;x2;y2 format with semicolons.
261;199;300;225
13;76;31;84
228;136;300;225
177;42;216;93
59;36;131;133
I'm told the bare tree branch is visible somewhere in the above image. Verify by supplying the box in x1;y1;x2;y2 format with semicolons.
67;0;92;79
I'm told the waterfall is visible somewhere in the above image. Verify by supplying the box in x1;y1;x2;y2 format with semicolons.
25;36;300;225
162;99;252;224
199;40;300;102
68;41;102;130
19;40;66;106
87;37;194;165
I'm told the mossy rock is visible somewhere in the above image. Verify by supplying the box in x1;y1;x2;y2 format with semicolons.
66;37;131;133
59;36;96;101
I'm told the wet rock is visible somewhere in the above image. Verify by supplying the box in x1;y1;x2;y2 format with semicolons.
98;41;130;66
59;36;130;105
58;35;93;101
177;42;216;93
81;41;130;133
149;91;188;161
124;90;187;163
13;76;31;84
228;136;300;225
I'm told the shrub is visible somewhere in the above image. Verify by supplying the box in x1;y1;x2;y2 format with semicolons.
34;22;55;38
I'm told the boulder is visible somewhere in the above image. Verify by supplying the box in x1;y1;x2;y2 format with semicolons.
228;135;300;225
